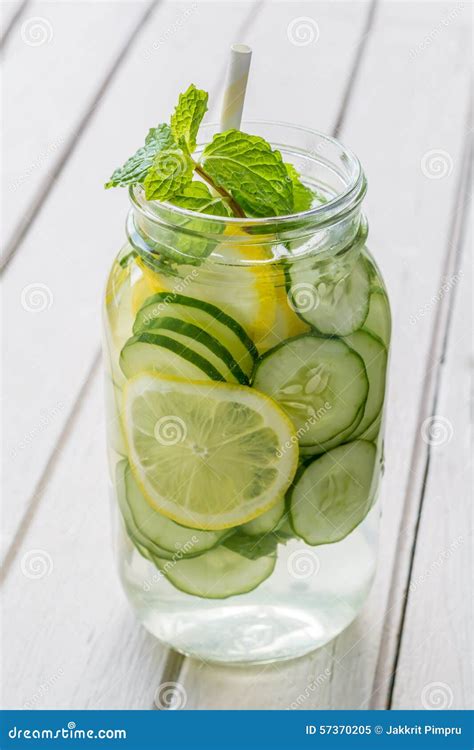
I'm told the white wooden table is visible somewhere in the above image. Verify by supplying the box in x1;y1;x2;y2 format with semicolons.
1;0;472;711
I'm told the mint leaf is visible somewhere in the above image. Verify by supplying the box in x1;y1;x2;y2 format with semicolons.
223;526;293;560
224;531;278;560
171;182;231;216
143;142;193;201
201;130;293;217
136;183;228;268
105;124;175;188
285;162;314;212
171;84;208;153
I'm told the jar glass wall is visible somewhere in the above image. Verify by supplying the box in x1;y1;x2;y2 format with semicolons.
103;123;391;664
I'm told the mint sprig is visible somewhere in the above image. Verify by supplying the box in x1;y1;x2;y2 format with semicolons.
105;84;313;218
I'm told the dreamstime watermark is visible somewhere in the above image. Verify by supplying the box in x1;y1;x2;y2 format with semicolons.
287;282;319;313
409;270;463;324
421;681;454;709
277;401;332;457
10;136;66;192
409;535;464;593
152;149;190;182
21;16;53;46
142;536;199;591
420;415;453;447
287;549;320;580
287;668;332;709
145;3;198;58
154;416;187;446
23;668;65;709
409;3;465;59
8;724;126;740
21;282;54;312
154;681;187;709
10;401;65;459
287;17;320;47
20;549;54;580
420;149;453;180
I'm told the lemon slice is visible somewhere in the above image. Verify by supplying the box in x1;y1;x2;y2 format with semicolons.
105;258;132;350
123;374;298;530
104;255;135;386
131;261;162;314
256;272;310;353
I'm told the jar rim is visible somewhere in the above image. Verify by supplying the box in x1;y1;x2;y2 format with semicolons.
129;120;366;231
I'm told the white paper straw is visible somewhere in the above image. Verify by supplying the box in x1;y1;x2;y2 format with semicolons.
220;43;252;131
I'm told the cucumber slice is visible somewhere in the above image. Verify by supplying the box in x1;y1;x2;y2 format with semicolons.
122;524;154;563
299;402;365;457
287;256;370;336
364;254;385;292
143;316;248;385
277;516;295;538
115;460;175;560
253;334;368;450
133;292;257;378
124;462;228;556
241;497;285;536
289;440;377;545
343;330;388;439
152;544;276;599
363;291;391;346
120;332;225;382
134;539;153;562
359;412;382;442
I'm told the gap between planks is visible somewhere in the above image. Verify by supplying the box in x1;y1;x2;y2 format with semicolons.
370;104;473;709
332;0;378;139
0;0;29;50
0;0;160;274
0;350;101;585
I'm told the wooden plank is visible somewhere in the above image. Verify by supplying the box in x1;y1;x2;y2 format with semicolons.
177;0;472;709
1;0;153;268
390;216;472;710
1;0;264;709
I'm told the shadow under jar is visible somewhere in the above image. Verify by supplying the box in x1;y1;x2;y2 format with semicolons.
102;122;391;664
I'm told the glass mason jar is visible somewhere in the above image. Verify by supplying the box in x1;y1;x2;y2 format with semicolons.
103;122;391;664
